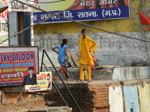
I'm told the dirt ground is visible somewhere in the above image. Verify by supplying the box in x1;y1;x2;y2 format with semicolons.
0;95;47;112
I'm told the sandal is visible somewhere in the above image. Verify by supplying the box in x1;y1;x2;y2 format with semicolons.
87;80;92;82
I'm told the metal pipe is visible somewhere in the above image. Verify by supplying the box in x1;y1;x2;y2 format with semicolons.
52;82;68;106
40;49;68;107
40;49;45;72
43;63;49;71
43;49;82;112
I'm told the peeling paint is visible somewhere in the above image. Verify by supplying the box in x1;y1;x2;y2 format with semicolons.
138;84;150;112
109;86;124;112
123;86;140;112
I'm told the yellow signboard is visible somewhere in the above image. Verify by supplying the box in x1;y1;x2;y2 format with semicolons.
25;72;52;92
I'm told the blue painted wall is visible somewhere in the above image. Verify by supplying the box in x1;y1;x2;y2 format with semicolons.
123;86;140;112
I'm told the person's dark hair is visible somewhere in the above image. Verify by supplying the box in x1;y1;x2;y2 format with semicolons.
28;67;34;71
47;73;50;77
61;39;68;47
81;29;87;33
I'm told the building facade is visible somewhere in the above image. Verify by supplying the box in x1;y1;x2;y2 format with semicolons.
34;0;150;67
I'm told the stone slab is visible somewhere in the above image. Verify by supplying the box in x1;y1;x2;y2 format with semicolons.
113;67;150;81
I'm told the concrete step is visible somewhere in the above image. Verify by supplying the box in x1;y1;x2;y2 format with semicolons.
48;66;150;81
50;68;114;81
28;106;72;112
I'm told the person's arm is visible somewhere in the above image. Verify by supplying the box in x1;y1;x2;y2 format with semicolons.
52;47;58;54
89;39;97;51
23;76;26;85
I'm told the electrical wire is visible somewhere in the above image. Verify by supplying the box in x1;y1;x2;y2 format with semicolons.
26;0;65;4
1;0;148;88
5;0;150;43
20;0;150;88
0;0;81;45
0;2;146;112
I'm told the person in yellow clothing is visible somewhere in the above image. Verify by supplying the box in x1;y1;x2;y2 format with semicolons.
77;29;97;82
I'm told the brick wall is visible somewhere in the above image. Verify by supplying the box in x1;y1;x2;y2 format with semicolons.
44;83;109;112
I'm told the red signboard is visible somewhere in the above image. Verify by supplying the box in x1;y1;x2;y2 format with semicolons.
0;51;37;86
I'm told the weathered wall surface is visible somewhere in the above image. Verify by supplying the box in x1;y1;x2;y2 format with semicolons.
44;80;150;112
113;66;150;80
45;83;109;112
34;1;150;67
109;86;124;112
123;86;140;112
35;32;150;67
138;84;150;112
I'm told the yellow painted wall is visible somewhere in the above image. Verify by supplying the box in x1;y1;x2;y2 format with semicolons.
138;84;150;112
34;1;150;34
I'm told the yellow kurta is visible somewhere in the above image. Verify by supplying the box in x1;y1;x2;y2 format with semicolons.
78;36;97;80
79;36;97;65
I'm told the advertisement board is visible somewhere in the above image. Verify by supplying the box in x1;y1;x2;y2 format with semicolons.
0;47;39;86
34;0;130;23
25;72;52;92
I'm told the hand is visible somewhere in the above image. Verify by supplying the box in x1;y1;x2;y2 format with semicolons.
65;58;68;63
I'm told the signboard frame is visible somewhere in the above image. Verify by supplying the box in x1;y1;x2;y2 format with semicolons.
0;46;39;86
33;0;130;23
25;71;52;92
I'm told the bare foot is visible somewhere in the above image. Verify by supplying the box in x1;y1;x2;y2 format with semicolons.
76;80;84;82
67;78;70;82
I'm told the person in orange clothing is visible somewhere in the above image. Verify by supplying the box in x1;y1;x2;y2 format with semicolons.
77;29;97;82
90;51;96;69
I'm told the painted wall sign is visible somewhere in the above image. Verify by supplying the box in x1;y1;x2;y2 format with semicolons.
0;47;39;86
9;0;34;12
33;0;130;23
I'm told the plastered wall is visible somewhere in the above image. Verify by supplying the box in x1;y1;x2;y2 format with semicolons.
34;1;150;67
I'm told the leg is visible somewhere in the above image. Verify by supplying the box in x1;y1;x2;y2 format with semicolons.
63;66;70;81
83;69;88;80
79;63;84;81
59;66;64;75
57;66;64;81
87;64;92;80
